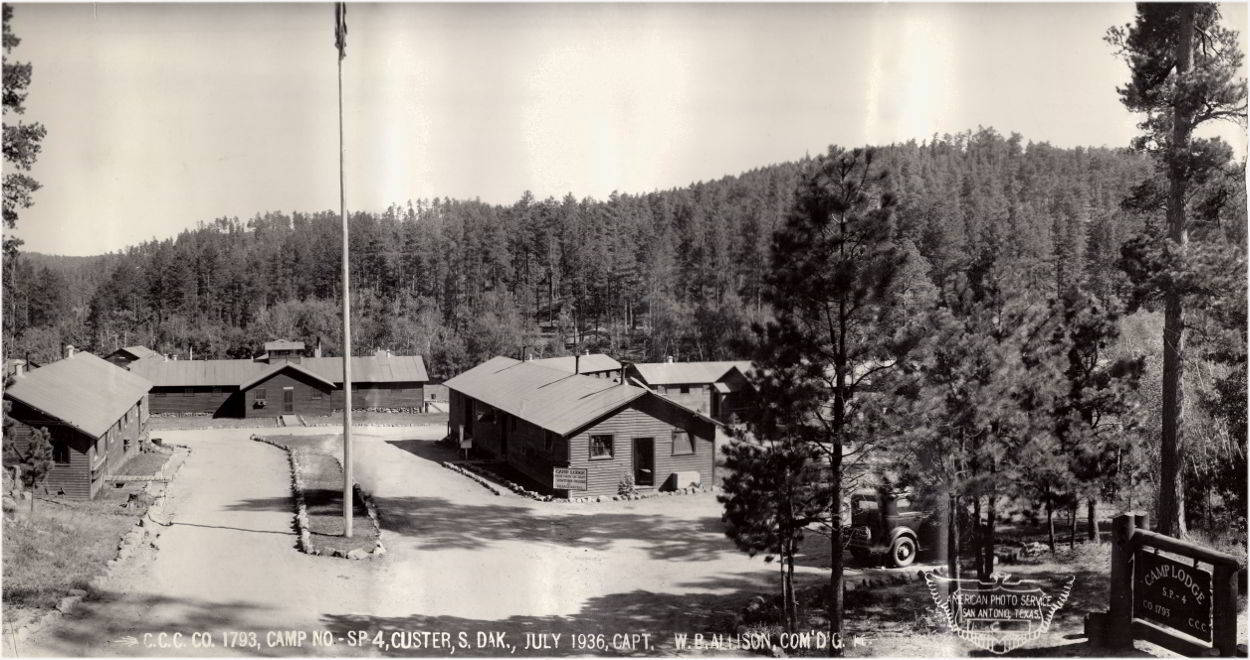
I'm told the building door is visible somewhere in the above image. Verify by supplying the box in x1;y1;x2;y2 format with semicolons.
283;387;294;413
633;437;654;487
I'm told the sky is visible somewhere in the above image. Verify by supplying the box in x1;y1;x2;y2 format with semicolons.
4;2;1248;256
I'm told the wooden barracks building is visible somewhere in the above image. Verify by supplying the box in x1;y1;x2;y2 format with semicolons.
445;356;719;498
625;359;755;423
4;348;153;499
126;340;428;418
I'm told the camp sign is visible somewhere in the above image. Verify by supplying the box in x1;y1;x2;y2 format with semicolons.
552;467;588;491
1133;550;1212;642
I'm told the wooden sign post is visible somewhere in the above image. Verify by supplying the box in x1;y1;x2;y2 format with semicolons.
1094;512;1242;657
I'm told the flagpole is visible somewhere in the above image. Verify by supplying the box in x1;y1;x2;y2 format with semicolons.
336;2;353;539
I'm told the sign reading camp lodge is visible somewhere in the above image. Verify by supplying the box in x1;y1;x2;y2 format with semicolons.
1134;550;1212;642
552;467;589;491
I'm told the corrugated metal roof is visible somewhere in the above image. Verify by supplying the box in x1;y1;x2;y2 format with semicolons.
3;352;152;438
445;356;650;436
631;361;755;386
529;353;622;374
118;345;161;360
128;354;428;387
264;340;305;351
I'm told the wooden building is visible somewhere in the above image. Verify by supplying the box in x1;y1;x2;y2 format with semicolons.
529;352;622;380
104;345;162;369
3;350;152;499
625;359;755;423
446;356;719;498
126;343;428;418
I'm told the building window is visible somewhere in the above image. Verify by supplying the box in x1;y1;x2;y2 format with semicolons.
672;430;694;455
154;391;166;398
255;388;267;401
680;385;690;394
589;434;614;460
312;391;323;399
183;387;194;397
52;441;70;465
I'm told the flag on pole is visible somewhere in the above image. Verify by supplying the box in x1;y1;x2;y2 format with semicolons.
334;2;348;60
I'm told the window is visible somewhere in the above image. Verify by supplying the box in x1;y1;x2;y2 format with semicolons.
52;442;70;465
680;385;690;394
312;391;323;400
155;391;167;398
255;388;267;401
183;387;194;397
671;430;694;456
589;434;614;460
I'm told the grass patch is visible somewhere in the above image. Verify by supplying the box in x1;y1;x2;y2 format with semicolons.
258;435;380;557
115;450;171;477
2;481;152;619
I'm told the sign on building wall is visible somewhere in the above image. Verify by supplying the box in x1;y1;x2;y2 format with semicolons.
552;467;588;490
1133;550;1212;642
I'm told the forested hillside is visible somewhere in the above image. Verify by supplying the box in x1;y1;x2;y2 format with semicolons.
4;128;1166;378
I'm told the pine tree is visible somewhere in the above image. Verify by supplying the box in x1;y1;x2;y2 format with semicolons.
1106;3;1247;536
2;400;55;513
747;147;914;650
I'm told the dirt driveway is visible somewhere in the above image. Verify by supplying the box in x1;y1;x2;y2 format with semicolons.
20;426;892;657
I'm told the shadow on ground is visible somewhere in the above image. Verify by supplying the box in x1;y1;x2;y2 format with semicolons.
321;577;777;657
14;591;329;657
364;495;729;561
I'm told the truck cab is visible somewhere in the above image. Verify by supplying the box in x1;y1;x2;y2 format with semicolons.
846;487;941;568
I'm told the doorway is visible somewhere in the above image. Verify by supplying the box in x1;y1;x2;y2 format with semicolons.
632;437;654;487
282;387;294;413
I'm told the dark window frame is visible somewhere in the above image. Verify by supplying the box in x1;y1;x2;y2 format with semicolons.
679;385;690;394
255;388;267;401
589;434;614;461
671;429;694;456
52;441;70;465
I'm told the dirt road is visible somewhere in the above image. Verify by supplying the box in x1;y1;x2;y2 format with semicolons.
19;426;854;657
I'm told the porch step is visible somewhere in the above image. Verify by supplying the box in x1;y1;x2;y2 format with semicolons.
279;414;304;428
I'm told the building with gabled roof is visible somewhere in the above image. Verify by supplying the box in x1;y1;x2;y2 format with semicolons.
527;352;622;380
3;350;152;499
127;345;428;418
445;356;719;497
625;359;756;423
104;345;162;368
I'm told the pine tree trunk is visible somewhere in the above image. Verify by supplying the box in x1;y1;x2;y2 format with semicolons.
828;456;844;656
788;542;798;633
1068;502;1077;550
1087;498;1098;542
1046;498;1056;554
1157;0;1194;540
972;497;983;577
947;494;961;582
983;496;996;580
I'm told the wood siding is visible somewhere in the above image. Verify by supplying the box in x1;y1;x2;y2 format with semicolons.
447;387;715;498
149;387;240;417
565;396;716;497
242;371;336;418
4;397;146;500
149;381;423;418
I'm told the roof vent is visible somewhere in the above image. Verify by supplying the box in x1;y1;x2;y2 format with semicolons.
665;355;674;363
64;344;76;359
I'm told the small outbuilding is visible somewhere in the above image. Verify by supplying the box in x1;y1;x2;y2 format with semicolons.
625;359;755;423
445;356;719;498
3;351;152;499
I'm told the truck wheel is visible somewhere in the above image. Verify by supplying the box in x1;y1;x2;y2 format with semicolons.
889;536;917;568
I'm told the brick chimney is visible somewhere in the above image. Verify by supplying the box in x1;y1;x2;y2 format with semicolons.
64;344;76;359
13;360;25;378
665;355;674;363
574;353;580;375
315;338;322;358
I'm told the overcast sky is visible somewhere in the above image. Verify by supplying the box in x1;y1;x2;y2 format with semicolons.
5;2;1248;256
